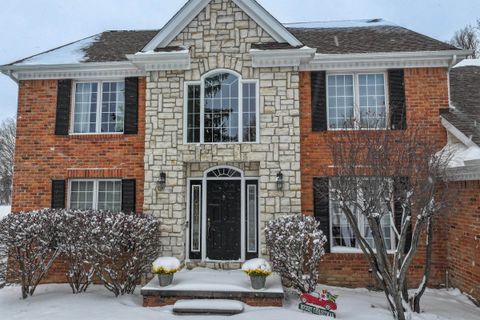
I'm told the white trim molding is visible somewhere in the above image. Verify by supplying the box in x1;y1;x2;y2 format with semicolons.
0;62;145;81
446;165;480;181
126;50;191;71
301;50;472;71
142;0;302;52
250;47;317;68
441;117;477;148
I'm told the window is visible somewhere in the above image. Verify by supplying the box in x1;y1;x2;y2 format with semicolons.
327;72;387;129
69;180;122;211
72;81;125;134
190;185;202;253
185;71;258;144
247;184;257;253
329;178;395;252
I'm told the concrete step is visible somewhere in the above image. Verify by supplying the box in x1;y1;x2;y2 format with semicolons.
173;299;245;315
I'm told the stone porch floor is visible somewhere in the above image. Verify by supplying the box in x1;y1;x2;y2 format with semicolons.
141;268;284;307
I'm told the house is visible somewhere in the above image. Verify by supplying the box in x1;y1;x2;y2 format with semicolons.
1;0;478;301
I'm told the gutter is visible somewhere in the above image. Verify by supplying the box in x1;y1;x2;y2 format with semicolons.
1;69;18;84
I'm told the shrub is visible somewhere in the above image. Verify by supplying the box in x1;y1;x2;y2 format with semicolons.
88;211;160;296
265;215;327;294
0;217;7;289
0;210;61;298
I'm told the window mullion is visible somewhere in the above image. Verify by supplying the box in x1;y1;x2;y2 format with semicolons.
354;73;360;130
96;82;102;134
93;180;99;211
200;81;205;144
239;80;243;143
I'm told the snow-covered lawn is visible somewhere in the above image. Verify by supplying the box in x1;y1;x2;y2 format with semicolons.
0;284;477;320
0;205;11;220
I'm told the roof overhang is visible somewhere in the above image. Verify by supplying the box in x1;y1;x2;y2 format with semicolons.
441;117;478;148
250;47;317;68
0;62;145;81
126;50;191;71
301;50;472;71
142;0;302;52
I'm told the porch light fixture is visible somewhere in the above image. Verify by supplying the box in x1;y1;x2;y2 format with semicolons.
156;172;166;192
276;171;284;191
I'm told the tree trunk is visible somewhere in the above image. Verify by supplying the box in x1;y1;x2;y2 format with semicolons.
412;215;433;313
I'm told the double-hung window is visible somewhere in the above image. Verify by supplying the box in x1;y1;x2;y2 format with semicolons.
69;180;122;212
185;70;259;144
327;72;388;129
72;80;125;134
329;178;395;252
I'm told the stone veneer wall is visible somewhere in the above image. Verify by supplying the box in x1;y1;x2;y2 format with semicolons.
143;0;301;261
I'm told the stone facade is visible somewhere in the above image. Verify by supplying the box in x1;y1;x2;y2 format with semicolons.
143;0;301;261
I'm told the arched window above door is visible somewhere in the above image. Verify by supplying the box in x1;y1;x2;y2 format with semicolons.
206;167;242;178
185;69;259;144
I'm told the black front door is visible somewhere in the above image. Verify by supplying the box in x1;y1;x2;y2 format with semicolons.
206;180;241;260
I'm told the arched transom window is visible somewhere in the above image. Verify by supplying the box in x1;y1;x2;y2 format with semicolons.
185;70;259;144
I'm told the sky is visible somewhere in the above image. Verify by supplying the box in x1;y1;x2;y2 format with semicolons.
1;0;479;123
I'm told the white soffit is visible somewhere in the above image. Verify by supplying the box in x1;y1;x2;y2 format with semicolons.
142;0;302;52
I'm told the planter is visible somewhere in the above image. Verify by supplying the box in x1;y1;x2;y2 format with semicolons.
157;273;174;287
250;275;267;290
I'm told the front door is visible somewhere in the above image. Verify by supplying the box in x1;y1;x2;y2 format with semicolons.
206;180;241;260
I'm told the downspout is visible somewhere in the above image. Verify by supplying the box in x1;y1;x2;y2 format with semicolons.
447;55;457;108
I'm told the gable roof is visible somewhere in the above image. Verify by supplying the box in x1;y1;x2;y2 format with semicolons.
6;30;159;66
252;20;457;54
141;0;303;51
443;62;480;146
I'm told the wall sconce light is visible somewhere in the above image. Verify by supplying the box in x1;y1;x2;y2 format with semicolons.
156;172;166;192
276;171;284;191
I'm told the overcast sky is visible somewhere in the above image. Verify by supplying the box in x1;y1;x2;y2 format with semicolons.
1;0;479;122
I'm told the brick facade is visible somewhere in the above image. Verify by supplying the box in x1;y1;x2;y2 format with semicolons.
300;68;451;287
12;78;146;214
447;181;480;302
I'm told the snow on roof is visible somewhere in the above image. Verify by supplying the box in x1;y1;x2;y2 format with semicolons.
453;59;480;68
13;35;99;66
442;143;480;168
283;18;398;29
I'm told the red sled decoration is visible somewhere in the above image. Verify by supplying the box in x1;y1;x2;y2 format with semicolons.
300;289;338;311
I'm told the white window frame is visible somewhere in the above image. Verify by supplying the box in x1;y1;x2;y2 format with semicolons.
70;79;125;135
326;71;389;131
67;179;122;211
183;69;260;144
246;184;258;253
328;178;396;254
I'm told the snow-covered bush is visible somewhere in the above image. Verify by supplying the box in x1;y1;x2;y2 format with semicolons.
265;215;327;294
56;210;95;294
152;257;181;274
241;258;272;277
0;217;7;289
0;209;62;298
89;211;160;296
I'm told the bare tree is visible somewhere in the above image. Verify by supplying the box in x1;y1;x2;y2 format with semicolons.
449;24;479;58
0;118;16;205
316;127;452;320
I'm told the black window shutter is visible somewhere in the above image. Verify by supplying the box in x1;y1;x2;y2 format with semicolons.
314;177;331;253
124;77;139;134
55;80;72;136
388;69;407;130
121;179;136;214
394;177;412;253
51;180;66;209
311;72;328;132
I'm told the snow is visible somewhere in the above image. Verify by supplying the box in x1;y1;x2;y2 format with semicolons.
152;257;181;273
142;268;283;294
241;258;272;273
173;299;244;313
14;35;99;66
283;18;397;29
0;283;477;320
442;143;480;168
453;59;480;68
0;206;10;220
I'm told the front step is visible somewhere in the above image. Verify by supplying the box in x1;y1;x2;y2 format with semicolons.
173;299;244;315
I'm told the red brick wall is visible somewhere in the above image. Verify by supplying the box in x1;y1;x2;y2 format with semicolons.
300;68;450;287
447;181;480;302
12;78;146;214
